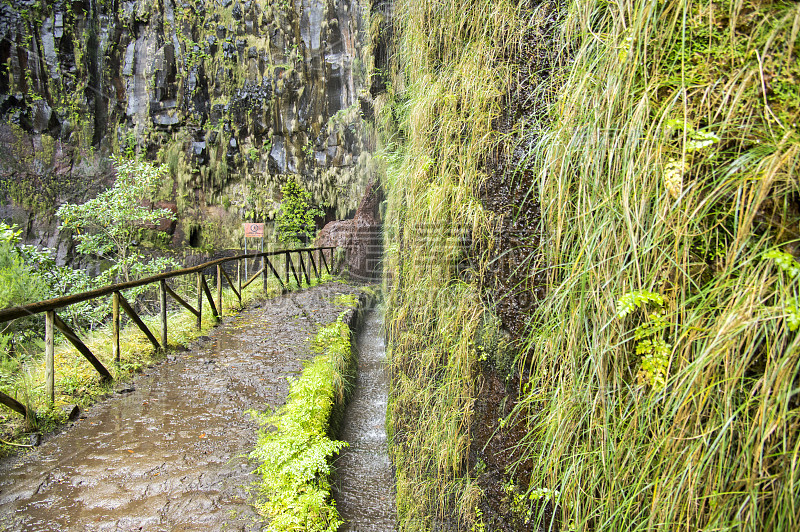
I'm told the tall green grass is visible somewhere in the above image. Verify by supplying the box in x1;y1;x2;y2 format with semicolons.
513;0;800;529
380;0;525;528
381;0;800;529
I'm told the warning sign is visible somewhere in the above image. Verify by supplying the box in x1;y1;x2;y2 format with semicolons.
243;223;264;238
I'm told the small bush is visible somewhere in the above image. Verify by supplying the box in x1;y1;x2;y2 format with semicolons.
249;318;353;532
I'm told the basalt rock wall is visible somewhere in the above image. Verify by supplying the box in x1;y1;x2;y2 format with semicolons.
0;0;374;259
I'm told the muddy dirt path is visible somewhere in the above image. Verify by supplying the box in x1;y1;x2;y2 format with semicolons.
334;310;397;531
0;283;362;532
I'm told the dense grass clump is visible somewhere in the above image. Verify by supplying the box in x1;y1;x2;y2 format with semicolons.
512;0;800;529
381;0;800;529
379;0;530;528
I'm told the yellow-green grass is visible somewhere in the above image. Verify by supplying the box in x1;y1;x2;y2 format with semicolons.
379;0;537;527
381;0;800;530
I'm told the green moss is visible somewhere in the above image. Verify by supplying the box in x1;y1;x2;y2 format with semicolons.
332;293;358;307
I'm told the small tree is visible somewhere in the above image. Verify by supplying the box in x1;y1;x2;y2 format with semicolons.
275;176;323;245
57;156;178;283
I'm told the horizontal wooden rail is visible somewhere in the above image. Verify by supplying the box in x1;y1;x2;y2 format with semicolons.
0;245;337;416
0;247;336;323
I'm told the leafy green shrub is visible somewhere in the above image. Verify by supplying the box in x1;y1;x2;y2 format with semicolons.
249;318;353;532
57;156;178;284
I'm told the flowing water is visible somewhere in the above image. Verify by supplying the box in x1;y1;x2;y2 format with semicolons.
334;310;397;531
0;284;363;531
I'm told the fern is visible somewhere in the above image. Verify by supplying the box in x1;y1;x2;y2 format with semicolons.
615;290;665;318
765;249;800;330
616;291;671;389
249;319;353;532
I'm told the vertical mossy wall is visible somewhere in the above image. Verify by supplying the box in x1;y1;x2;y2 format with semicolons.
380;0;800;530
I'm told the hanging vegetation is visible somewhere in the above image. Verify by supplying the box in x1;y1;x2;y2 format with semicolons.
380;0;800;529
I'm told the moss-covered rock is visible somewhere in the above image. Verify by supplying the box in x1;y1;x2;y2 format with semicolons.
0;0;375;255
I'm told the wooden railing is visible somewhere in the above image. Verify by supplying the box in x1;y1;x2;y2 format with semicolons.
0;246;337;417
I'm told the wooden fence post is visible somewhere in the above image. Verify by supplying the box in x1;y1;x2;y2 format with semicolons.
237;260;242;300
285;251;290;286
262;258;268;294
216;265;223;318
196;272;203;330
112;292;120;363
159;280;168;349
45;310;54;405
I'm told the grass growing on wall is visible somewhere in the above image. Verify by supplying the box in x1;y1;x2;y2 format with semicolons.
381;0;800;529
380;0;526;528
511;0;800;529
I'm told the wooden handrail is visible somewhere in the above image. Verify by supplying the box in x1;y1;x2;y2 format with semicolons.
0;246;336;416
0;245;338;417
0;247;335;323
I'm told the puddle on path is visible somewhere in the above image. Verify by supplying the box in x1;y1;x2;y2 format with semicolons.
334;310;397;531
0;284;362;532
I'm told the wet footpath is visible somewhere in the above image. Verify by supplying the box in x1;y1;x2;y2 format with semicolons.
334;310;397;531
0;283;362;532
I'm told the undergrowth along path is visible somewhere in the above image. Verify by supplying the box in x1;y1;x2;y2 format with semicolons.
0;282;363;531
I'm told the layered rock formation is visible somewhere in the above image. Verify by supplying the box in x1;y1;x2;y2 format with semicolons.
0;0;375;257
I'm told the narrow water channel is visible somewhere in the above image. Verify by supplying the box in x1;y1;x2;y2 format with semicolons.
334;310;397;531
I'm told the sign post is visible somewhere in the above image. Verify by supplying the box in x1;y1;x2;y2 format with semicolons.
243;223;265;280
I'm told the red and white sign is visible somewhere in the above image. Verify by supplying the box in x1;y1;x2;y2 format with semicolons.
243;223;264;238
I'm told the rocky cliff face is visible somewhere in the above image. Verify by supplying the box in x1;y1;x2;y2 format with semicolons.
316;177;381;280
0;0;374;259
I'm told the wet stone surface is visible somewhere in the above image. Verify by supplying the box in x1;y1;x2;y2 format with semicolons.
0;283;362;532
334;310;397;531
